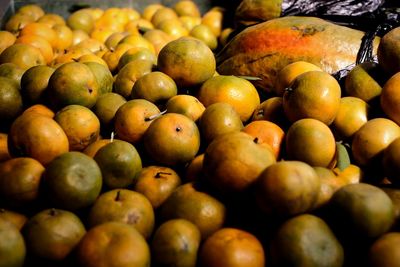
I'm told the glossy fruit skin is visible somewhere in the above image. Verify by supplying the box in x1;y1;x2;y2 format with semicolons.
199;227;265;267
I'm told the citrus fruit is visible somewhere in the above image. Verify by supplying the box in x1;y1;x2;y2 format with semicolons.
92;92;127;128
133;165;181;208
165;94;205;122
369;232;400;267
20;65;55;105
42;151;102;210
88;189;154;239
22;208;86;261
143;113;201;166
152;218;201;267
0;43;45;70
77;222;150;267
199;228;265;267
94;140;142;189
255;161;321;216
198;75;260;122
0;77;23;125
203;131;276;193
0;218;26;267
157;36;216;88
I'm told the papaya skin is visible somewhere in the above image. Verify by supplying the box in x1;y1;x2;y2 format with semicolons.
216;16;380;93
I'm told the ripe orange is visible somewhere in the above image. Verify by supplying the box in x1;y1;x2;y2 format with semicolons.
165;94;206;122
381;72;400;125
285;118;336;167
77;222;150;267
274;61;322;96
0;31;16;55
114;99;161;144
0;217;26;267
143;113;201;166
283;71;341;125
0;43;45;70
203;131;276;193
242;120;285;159
198;75;260;122
54;105;100;151
199;228;265;267
369;232;400;267
19;22;57;48
8;112;69;166
15;34;54;64
133;166;181;208
20;65;55;105
352;118;400;167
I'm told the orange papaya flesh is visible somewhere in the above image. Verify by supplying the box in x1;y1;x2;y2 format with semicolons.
216;16;380;94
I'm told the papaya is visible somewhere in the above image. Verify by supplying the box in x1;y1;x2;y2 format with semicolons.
216;16;380;94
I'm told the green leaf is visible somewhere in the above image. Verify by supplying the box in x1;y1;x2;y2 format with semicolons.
336;142;351;171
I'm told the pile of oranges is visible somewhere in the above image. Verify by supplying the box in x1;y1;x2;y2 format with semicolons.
1;1;400;267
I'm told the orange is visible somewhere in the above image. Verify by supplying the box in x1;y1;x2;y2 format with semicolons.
92;92;126;128
0;77;23;125
219;27;234;47
71;29;90;46
180;15;202;32
352;118;400;167
331;96;369;140
283;70;341;125
133;165;181;208
174;0;201;17
88;189;154;239
0;217;26;267
377;26;400;75
47;61;99;109
199;102;244;144
83;61;113;96
203;131;276;193
166;94;205;122
17;4;44;21
67;9;95;34
0;43;45;70
313;166;345;209
157;36;216;88
22;104;55;118
7;112;69;166
0;157;44;207
72;38;107;54
83;138;112;158
93;140;142;189
54;105;100;151
51;47;92;66
251;96;287;127
199;228;265;267
198;75;260;122
15;34;54;64
143;29;174;55
381;72;400;125
77;222;150;267
114;99;161;144
190;24;218;50
270;214;344;267
142;4;164;21
104;32;129;50
201;7;224;37
0;209;27;230
274;61;323;96
113;59;154;98
0;133;11;162
20;65;55;105
124;19;154;34
19;22;57;48
143;113;201;166
157;19;189;40
185;153;204;182
42;151;103;210
118;34;156;54
0;62;24;85
131;71;177;104
285;118;336;167
242;120;285;159
160;182;226;239
152;219;201;267
37;13;66;27
383;137;400;184
0;31;16;55
345;62;383;102
151;7;179;28
117;48;157;71
4;13;35;34
329;183;395;239
369;232;400;267
255;161;320;216
52;24;73;53
22;208;86;261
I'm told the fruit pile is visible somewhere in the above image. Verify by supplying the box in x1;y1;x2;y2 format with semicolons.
1;1;400;267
